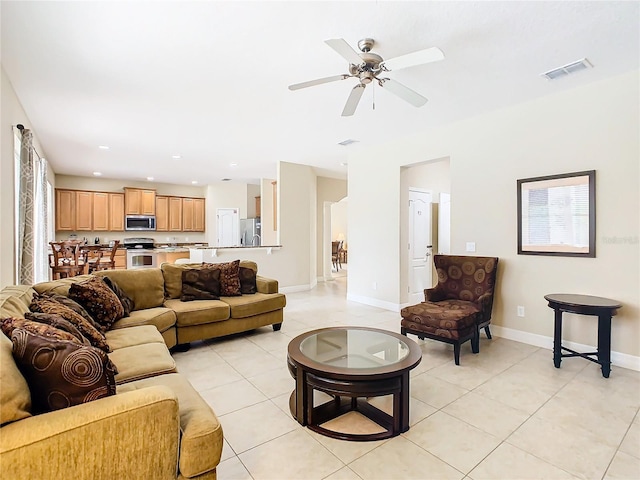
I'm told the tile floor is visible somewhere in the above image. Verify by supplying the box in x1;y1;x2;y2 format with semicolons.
172;272;640;480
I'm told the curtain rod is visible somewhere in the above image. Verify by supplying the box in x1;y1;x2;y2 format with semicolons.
13;124;42;160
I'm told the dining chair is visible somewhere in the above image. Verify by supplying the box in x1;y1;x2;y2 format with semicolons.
49;241;87;279
88;240;120;272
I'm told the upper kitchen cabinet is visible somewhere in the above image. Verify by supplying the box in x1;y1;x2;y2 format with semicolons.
182;197;205;232
92;192;109;231
124;188;156;215
169;197;183;232
156;196;169;231
55;189;75;231
194;198;205;232
74;191;93;231
109;193;125;231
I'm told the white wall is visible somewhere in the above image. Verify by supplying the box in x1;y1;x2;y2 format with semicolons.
348;70;640;360
246;183;261;219
316;176;347;275
260;178;277;246
205;182;249;246
331;199;348;245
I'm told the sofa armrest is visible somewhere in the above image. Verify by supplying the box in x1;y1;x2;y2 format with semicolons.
476;292;495;323
256;275;279;294
0;386;180;480
424;286;446;302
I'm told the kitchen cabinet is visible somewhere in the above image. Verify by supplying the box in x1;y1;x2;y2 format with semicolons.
272;181;277;231
55;189;75;231
182;198;194;231
194;198;205;232
255;196;261;218
109;193;125;231
92;192;109;231
156;196;169;231
124;188;156;215
169;197;183;231
114;249;126;269
75;191;93;231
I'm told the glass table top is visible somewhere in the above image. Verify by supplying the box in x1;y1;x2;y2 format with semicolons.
299;329;411;369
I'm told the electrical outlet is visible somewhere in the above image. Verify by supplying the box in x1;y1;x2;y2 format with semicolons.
517;306;525;317
466;242;476;252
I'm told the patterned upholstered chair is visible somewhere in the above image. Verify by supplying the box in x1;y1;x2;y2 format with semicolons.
400;255;499;365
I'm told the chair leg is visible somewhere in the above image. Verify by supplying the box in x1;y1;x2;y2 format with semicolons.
484;325;492;339
471;329;480;354
454;343;461;365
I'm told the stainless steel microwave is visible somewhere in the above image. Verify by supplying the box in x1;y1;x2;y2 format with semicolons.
125;215;156;231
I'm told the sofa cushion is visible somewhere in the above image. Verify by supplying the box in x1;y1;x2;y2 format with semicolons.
101;276;135;317
181;267;221;301
0;332;31;425
11;328;117;413
95;268;165;310
105;325;165;350
29;296;111;353
0;285;35;319
69;276;125;331
1;317;83;344
109;307;176;335
32;275;93;297
239;266;257;294
24;312;92;346
219;293;287;319
108;342;177;384
163;299;230;327
118;373;223;478
204;260;242;297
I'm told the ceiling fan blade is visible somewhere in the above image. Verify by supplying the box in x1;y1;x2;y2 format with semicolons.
341;83;366;117
288;74;350;91
379;78;428;107
382;47;444;71
325;38;363;65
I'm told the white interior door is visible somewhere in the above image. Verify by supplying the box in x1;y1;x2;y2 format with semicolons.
408;189;433;304
217;208;240;246
438;192;451;254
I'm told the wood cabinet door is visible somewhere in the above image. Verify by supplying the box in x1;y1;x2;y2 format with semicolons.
156;196;169;231
141;189;156;215
255;196;261;218
169;197;183;231
109;193;125;231
124;188;141;215
75;191;93;231
114;250;126;269
92;192;109;231
182;198;194;231
55;189;75;231
194;198;205;232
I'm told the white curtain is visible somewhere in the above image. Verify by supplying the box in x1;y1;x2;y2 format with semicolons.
16;128;50;284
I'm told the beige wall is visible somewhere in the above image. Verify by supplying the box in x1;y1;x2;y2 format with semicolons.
348;70;640;361
205;182;249;246
316;176;347;276
260;178;277;246
246;183;261;219
0;67;52;287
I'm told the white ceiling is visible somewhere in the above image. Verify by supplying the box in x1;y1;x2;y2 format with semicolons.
2;1;638;186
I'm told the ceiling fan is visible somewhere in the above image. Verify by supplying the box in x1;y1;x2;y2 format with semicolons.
288;38;444;116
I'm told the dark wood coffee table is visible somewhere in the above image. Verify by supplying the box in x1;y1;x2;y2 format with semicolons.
287;326;422;441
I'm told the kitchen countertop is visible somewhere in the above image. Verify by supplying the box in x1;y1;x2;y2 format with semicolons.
190;245;282;249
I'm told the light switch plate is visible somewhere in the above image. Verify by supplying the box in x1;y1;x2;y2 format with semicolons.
466;242;476;252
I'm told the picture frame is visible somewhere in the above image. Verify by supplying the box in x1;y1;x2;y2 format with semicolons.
517;170;596;257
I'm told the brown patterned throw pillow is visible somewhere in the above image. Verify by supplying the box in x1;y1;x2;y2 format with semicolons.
203;260;241;296
24;312;92;346
101;276;135;317
40;293;103;333
68;276;124;331
181;267;221;302
239;266;257;294
11;328;117;414
29;297;110;353
1;317;81;345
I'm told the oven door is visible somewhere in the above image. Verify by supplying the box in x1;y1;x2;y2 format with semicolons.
126;250;157;269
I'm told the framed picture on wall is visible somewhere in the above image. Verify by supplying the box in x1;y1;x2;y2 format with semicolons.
517;170;596;257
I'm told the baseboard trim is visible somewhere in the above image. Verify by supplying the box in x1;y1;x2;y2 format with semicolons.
491;325;640;372
280;284;311;294
346;293;401;312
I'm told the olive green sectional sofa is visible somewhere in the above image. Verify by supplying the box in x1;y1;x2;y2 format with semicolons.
0;261;286;479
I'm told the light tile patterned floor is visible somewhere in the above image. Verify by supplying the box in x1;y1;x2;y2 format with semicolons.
172;272;640;480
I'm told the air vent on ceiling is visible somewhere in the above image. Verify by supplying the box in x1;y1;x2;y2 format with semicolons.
541;58;592;81
221;178;231;182
338;139;359;146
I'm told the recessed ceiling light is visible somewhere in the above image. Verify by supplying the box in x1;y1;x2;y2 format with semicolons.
340;162;348;167
98;145;110;150
146;176;154;181
229;162;238;167
172;154;181;159
338;139;358;146
191;180;198;185
93;171;102;176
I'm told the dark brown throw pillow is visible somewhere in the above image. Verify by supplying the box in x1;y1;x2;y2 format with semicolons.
239;266;257;294
203;260;241;297
11;328;117;414
29;297;110;353
24;312;92;346
181;267;221;302
1;317;81;344
40;293;103;333
68;276;124;331
101;276;135;317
